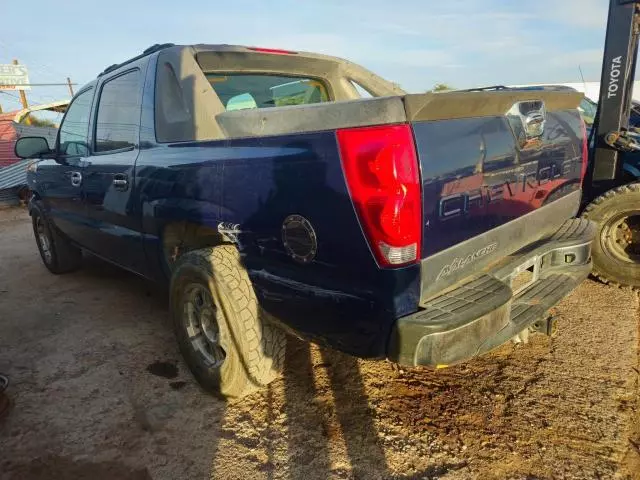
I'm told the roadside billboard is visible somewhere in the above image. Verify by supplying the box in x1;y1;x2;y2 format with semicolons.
0;64;30;91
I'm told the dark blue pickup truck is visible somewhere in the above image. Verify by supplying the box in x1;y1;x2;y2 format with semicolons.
16;44;594;398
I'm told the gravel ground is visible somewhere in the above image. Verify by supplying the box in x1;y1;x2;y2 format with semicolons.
0;207;638;480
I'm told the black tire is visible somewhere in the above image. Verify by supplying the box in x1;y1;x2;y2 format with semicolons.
581;182;640;290
169;245;286;399
31;204;82;274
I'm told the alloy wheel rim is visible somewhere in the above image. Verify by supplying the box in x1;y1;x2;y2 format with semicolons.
36;217;53;264
182;283;227;368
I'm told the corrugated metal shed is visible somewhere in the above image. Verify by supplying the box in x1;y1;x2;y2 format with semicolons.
14;123;57;148
0;116;19;168
0;102;67;207
0;101;67;168
11;100;69;123
0;159;30;190
0;188;20;208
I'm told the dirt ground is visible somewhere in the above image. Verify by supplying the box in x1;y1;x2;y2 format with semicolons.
0;206;639;480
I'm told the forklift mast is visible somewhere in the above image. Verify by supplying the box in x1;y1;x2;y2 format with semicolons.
591;0;640;187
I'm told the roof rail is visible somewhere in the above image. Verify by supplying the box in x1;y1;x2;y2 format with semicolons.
461;85;509;92
98;43;175;77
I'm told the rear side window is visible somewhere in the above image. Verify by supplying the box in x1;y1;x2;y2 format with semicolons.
206;74;329;111
95;70;141;152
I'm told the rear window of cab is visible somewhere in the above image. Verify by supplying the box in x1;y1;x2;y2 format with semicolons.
206;73;329;111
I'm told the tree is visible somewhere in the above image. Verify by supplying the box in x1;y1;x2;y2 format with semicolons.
429;83;454;92
22;113;58;128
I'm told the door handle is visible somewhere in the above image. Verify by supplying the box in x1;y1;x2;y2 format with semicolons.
112;174;129;191
70;171;82;187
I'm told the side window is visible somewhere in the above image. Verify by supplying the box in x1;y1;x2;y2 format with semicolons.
58;88;93;156
95;70;141;153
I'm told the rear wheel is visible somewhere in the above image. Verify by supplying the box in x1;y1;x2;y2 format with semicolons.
582;183;640;289
31;204;82;274
170;246;286;399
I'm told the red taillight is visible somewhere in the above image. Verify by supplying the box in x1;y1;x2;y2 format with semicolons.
337;124;422;267
580;117;589;181
247;47;297;55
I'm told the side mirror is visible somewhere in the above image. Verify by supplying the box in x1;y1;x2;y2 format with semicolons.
14;136;51;159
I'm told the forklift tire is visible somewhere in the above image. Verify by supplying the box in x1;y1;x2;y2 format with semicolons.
31;203;82;274
581;182;640;290
170;245;286;399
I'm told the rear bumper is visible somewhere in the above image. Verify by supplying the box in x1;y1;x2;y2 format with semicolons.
387;218;595;366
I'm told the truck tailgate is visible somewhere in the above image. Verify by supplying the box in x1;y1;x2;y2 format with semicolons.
404;91;586;300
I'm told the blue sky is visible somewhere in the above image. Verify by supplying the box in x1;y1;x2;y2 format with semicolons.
0;0;609;111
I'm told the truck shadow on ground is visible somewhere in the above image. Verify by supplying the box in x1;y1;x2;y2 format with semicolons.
6;244;631;480
70;256;451;479
206;334;469;480
280;340;388;478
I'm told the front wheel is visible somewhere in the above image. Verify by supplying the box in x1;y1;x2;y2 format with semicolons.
169;246;286;399
31;204;82;274
581;183;640;289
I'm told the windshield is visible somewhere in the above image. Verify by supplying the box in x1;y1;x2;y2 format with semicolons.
206;73;329;111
